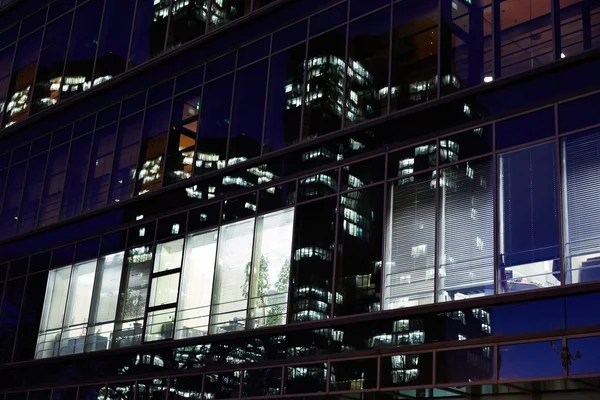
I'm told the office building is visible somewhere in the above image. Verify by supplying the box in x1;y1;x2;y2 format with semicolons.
1;0;600;398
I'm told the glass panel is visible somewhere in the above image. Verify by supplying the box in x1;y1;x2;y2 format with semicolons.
13;271;48;361
148;273;180;307
136;102;170;195
499;340;564;380
440;0;492;94
438;157;494;302
36;266;71;359
176;230;217;339
0;162;26;238
59;260;97;355
145;307;175;342
164;120;197;185
172;88;202;123
0;44;14;127
106;381;135;400
388;142;436;180
38;144;69;227
303;26;346;139
380;353;433;388
384;173;436;309
157;212;187;240
258;181;296;213
204;372;241;399
560;0;600;59
209;0;251;29
500;0;552;78
330;358;377;391
309;3;347;37
129;1;168;67
27;390;51;400
31;13;71;114
297;168;338;202
195;74;232;177
345;7;390;125
60;0;103;101
436;347;494;384
109;113;143;203
0;277;24;362
51;388;78;400
222;192;256;222
169;376;202;399
84;124;117;212
78;385;107;400
440;126;493;164
154;239;184;273
284;363;327;394
60;134;93;220
16;154;47;234
562;130;600;284
340;156;385;192
390;0;438;112
567;336;598;375
335;186;383;316
137;378;169;400
498;143;560;293
242;367;281;397
229;61;268;162
290;197;337;322
210;218;254;333
113;246;153;348
247;208;294;329
496;107;555;150
264;43;306;152
168;0;208;50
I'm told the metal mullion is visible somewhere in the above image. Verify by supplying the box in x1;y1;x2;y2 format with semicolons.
101;101;124;213
431;349;437;386
238;367;244;398
493;344;499;383
132;89;150;197
77;113;100;216
552;0;561;62
554;103;565;287
57;5;78;103
163;0;172;55
259;34;273;157
90;0;108;83
22;6;49;127
492;0;501;79
279;365;285;395
284;179;300;324
224;51;239;164
298;19;310;143
387;0;393;116
5;160;29;238
433;138;440;303
0;19;19;129
325;360;330;393
339;180;385;197
125;0;140;72
492;120;498;295
200;373;206;400
52;123;75;232
436;0;442;99
329;167;342;319
339;2;350;130
205;0;213;35
191;62;208;178
387;166;437;184
158;72;178;192
206;200;224;334
244;191;259;329
55;262;77;357
295;191;338;208
380;151;389;311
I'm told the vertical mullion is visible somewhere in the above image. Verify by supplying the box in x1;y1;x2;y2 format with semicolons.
126;0;140;72
191;65;207;178
9;269;28;362
172;227;191;340
433;138;440;303
492;120;499;295
554;104;565;287
552;0;561;61
380;151;389;310
330;167;342;319
141;220;160;343
101;101;124;212
436;0;442;99
340;2;350;130
224;51;239;165
159;77;178;191
57;4;78;103
23;5;49;124
163;0;172;54
8;159;29;238
133;89;150;197
244;192;260;329
110;227;131;349
53;124;75;228
90;0;108;83
205;0;213;34
298;20;310;143
284;178;300;324
30;143;52;229
387;0;393;116
432;349;437;386
492;0;501;79
206;200;224;334
259;34;273;157
0;18;20;129
77;113;100;216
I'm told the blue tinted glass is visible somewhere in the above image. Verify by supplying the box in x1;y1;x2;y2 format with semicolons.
10;144;30;164
30;135;51;155
499;341;564;380
83;124;117;212
73;115;96;138
48;0;76;21
559;92;600;133
74;237;100;262
100;230;127;255
51;244;75;267
567;292;600;328
8;258;28;279
0;163;26;238
16;154;47;234
20;8;46;37
309;2;348;37
272;20;307;52
567;336;599;376
205;52;236;81
121;92;146;117
496;107;555;150
237;37;270;67
29;251;51;273
350;0;389;19
51;126;73;147
175;65;204;94
436;347;494;384
491;298;565;335
0;277;25;362
13;271;48;362
147;79;174;106
60;134;92;220
0;25;18;49
96;104;120;128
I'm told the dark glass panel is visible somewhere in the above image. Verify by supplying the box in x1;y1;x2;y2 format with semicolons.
27;390;51;400
436;347;494;383
387;141;436;179
194;74;233;177
345;7;391;125
0;25;18;50
330;358;377;391
16;153;46;234
335;185;383;316
264;43;306;152
0;152;9;170
48;0;76;21
340;156;385;192
175;65;204;94
165;119;197;186
0;263;6;280
100;230;128;256
0;162;26;238
242;367;281;397
272;20;307;52
20;9;46;37
440;0;492;95
297;168;338;202
78;385;107;400
73;115;96;138
491;297;564;335
567;336;599;376
258;181;296;214
0;277;25;362
205;52;236;81
128;221;157;247
497;143;560;293
253;0;276;10
499;341;563;380
51;244;75;267
350;0;389;19
559;92;600;133
0;44;15;128
135;102;170;195
290;197;336;322
13;271;47;361
29;251;51;273
60;0;103;101
83;124;117;212
3;31;42;127
121;92;146;117
440;125;492;164
129;0;168;67
169;376;202;399
10;144;29;164
157;212;187;240
4;394;26;400
97;104;120;128
172;88;202;124
147;79;175;106
110;113;143;203
229;60;268;162
238;37;269;67
390;0;438;112
309;2;347;37
106;381;135;400
75;237;101;262
499;0;552;78
51;125;72;147
209;0;251;30
303;26;346;139
94;0;135;85
60;134;93;220
284;363;327;394
204;372;241;398
222;192;257;222
31;13;71;115
51;387;78;400
559;0;600;59
188;202;220;231
496;107;555;150
167;0;208;51
31;135;51;156
8;258;27;279
380;353;433;387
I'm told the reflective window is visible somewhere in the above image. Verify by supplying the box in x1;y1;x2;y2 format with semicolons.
18;155;48;236
438;157;494;302
130;1;168;67
496;107;555;150
168;0;208;50
440;126;493;164
284;363;327;394
330;358;377;391
110;113;143;203
500;0;552;78
13;271;47;361
36;266;71;359
380;353;433;388
78;385;107;400
499;341;564;380
567;336;599;376
258;181;296;213
135;102;170;195
137;378;169;400
390;0;438;112
0;162;26;238
498;143;560;293
436;347;494;384
84;124;117;212
290;197;337;322
60;135;92;219
165;119;198;186
0;277;24;362
345;7;391;125
335;186;383;316
441;0;492;94
210;218;254;333
298;168;338;202
560;0;600;59
242;367;282;397
38;144;69;227
95;0;134;84
0;44;15;127
247;209;294;329
169;376;202;399
562;130;600;284
204;372;241;398
340;156;385;192
388;141;436;179
384;173;436;309
209;0;251;29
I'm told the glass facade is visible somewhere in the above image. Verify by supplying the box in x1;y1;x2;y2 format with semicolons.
3;0;600;399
